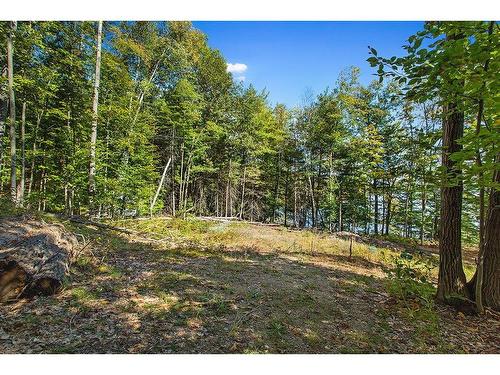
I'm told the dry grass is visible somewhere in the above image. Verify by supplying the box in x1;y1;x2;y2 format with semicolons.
0;216;498;354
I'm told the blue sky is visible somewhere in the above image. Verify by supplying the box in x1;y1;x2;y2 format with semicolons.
192;21;424;108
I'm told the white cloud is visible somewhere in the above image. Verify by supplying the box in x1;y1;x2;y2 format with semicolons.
235;76;246;82
226;63;247;74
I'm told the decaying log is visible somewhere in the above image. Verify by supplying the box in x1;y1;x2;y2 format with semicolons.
68;216;135;234
0;216;78;302
198;216;280;227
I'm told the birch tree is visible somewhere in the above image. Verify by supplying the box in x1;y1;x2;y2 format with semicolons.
88;20;103;216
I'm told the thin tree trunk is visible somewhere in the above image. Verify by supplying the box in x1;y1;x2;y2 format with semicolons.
382;182;386;234
150;157;172;216
403;182;411;237
338;184;343;232
386;193;392;235
433;191;439;240
239;163;247;219
28;112;41;196
284;169;289;227
183;163;191;216
88;20;103;216
420;184;426;245
373;179;378;235
179;142;185;212
215;182;219;217
408;191;414;238
131;52;165;128
19;101;26;206
225;158;232;217
37;154;46;211
7;21;17;204
293;163;298;227
308;174;316;228
272;152;281;223
0;64;8;182
170;126;176;216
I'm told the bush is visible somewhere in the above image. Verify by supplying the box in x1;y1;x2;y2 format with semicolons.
384;251;435;304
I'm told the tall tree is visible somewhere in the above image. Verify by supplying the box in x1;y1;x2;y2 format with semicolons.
7;21;17;204
437;98;468;301
88;21;103;216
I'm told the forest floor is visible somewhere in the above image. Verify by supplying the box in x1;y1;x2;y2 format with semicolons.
0;213;499;354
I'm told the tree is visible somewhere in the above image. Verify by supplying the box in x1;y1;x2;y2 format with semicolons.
371;21;499;309
88;21;103;216
7;21;17;204
437;98;468;301
479;153;500;310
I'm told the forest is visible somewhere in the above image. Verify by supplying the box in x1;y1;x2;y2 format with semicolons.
0;21;499;354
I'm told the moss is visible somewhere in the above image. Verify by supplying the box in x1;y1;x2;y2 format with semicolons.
71;286;99;302
97;264;123;278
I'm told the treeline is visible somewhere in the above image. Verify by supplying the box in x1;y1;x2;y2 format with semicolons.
0;21;498;309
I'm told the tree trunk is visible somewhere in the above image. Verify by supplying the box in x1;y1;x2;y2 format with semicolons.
0;63;8;183
373;179;378;234
386;193;392;235
308;174;316;228
150;158;172;216
170;127;176;216
403;189;409;237
284;169;289;227
225;158;231;217
436;100;468;302
19;102;26;206
179;142;185;212
18;102;26;205
479;153;500;310
420;184;426;245
7;21;17;204
272;152;281;223
28;112;41;197
183;162;191;216
338;184;343;232
239;163;247;219
433;191;439;240
293;163;298;227
88;20;103;216
466;21;495;313
382;183;386;234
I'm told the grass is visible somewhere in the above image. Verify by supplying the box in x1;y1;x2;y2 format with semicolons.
267;319;287;338
1;211;491;354
71;286;100;302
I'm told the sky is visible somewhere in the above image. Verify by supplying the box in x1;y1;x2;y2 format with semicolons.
192;21;424;108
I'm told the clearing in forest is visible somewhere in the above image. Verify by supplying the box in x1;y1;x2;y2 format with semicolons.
0;216;498;353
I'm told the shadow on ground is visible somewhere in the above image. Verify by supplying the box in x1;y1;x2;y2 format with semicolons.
0;222;498;354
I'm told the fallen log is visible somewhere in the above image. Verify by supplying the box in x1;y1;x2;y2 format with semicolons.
198;216;280;227
68;216;136;234
68;216;171;246
0;216;78;302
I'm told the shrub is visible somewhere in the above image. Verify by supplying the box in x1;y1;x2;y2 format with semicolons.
384;251;435;304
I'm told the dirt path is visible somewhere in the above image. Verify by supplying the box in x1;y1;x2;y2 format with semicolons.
0;220;498;353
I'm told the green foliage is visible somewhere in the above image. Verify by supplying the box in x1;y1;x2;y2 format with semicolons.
0;21;493;250
385;251;436;303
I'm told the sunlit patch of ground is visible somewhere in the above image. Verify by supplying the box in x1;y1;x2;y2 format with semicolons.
0;217;498;353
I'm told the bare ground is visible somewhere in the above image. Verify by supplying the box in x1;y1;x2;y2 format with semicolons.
0;217;498;353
